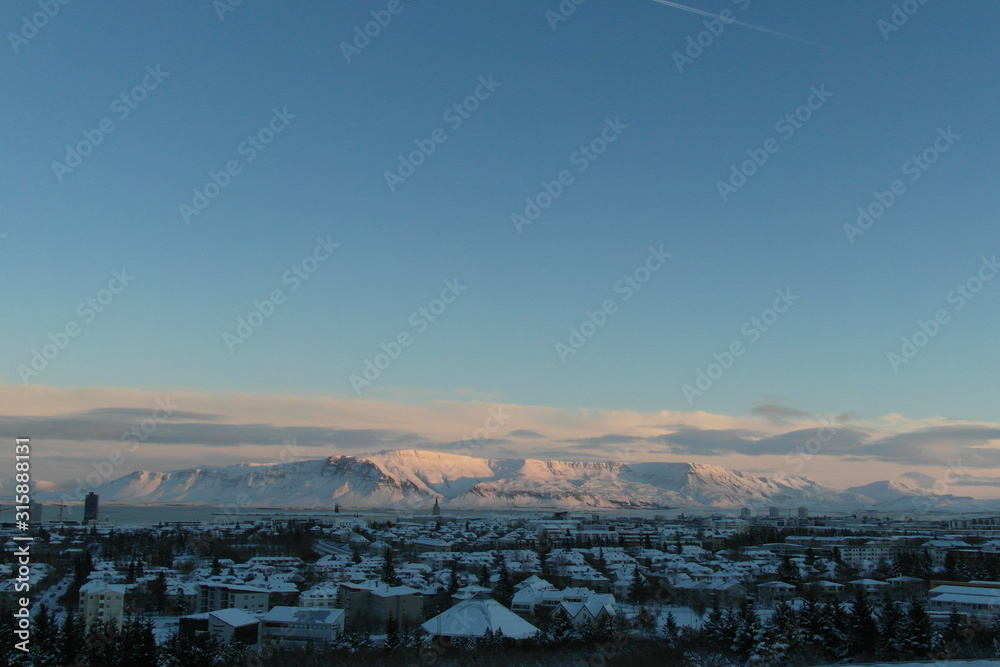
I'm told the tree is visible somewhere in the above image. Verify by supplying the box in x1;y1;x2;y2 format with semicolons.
494;560;514;606
384;612;400;651
58;610;86;665
629;567;649;604
31;603;60;665
902;600;940;658
161;628;224;667
777;555;801;585
448;558;461;596
662;610;680;649
381;546;401;586
877;599;906;660
150;571;168;611
730;600;761;662
121;615;158;664
849;588;878;658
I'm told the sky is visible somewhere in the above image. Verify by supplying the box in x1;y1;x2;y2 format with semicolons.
1;1;998;497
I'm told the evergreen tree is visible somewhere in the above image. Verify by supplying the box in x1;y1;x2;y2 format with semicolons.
121;615;158;664
877;599;906;660
31;603;60;665
662;610;680;650
447;558;461;596
629;567;649;603
384;611;400;651
210;555;222;577
494;560;514;606
849;588;878;658
381;546;401;586
161;629;224;667
58;610;86;665
942;607;968;657
150;571;168;611
902;600;940;659
777;555;801;585
730;600;761;662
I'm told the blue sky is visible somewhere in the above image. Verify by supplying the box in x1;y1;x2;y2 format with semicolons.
2;1;999;452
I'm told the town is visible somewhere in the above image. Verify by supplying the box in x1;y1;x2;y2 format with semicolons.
3;497;1000;666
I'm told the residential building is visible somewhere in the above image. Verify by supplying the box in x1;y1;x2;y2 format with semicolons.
198;583;269;614
208;608;260;645
261;606;345;643
79;581;126;627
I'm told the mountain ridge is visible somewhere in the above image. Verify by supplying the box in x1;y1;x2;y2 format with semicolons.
43;449;998;511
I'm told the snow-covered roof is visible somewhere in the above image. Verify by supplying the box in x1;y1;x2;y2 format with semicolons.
209;608;259;627
261;606;344;625
421;599;539;639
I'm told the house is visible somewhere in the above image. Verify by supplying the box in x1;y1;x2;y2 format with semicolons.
806;580;845;603
421;599;540;640
886;576;926;601
847;579;889;602
337;580;383;628
553;601;615;628
79;581;127;628
208;608;260;645
928;584;1000;620
261;606;345;643
371;585;424;631
299;585;340;609
755;581;797;608
452;585;492;603
198;583;269;614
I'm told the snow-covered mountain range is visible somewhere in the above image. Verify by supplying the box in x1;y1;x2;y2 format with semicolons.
49;449;998;511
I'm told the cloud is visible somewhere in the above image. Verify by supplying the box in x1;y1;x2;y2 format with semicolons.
948;474;1000;487
2;383;1000;496
507;429;546;439
751;403;813;424
0;409;426;450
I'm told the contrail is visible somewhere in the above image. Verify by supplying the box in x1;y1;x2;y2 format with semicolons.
648;0;825;48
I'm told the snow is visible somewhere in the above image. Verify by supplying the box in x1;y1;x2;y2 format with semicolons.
43;447;1000;511
421;599;540;639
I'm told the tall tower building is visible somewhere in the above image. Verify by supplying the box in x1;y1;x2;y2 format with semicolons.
84;492;100;524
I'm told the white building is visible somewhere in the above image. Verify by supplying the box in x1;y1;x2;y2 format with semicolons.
208;608;261;645
261;606;345;643
79;581;127;628
928;584;1000;619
